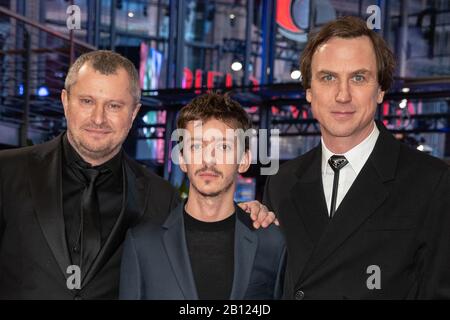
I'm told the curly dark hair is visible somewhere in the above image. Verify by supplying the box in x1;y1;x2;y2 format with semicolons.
177;92;252;151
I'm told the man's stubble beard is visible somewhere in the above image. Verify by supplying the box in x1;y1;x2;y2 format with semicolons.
190;175;235;198
67;129;122;162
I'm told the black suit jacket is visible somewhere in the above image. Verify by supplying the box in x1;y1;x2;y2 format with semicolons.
0;134;180;299
119;202;286;300
264;122;450;299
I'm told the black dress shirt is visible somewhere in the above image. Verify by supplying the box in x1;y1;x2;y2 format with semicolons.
62;134;124;266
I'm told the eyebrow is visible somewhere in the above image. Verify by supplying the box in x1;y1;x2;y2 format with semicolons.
316;70;338;77
107;100;126;105
77;94;126;105
317;69;372;76
190;137;235;143
77;94;94;99
350;69;372;75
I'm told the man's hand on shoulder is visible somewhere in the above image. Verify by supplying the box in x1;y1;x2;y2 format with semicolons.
238;200;279;229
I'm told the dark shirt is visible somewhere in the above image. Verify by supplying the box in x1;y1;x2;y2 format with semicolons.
184;209;235;300
62;134;124;265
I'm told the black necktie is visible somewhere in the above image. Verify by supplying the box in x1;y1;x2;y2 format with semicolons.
328;155;349;218
79;167;102;276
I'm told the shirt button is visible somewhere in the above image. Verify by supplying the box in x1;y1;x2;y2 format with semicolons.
294;290;305;300
72;246;80;253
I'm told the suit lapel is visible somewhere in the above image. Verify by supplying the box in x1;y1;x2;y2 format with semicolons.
28;134;71;280
163;203;198;299
287;146;329;283
230;206;258;300
82;158;149;287
302;160;388;278
290;146;329;242
301;122;399;279
123;155;151;224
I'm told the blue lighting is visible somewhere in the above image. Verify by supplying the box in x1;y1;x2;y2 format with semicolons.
37;86;49;97
18;84;24;96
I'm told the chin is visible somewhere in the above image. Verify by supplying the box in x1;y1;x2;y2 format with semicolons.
324;124;358;138
330;129;356;138
82;134;112;144
83;135;120;148
81;140;110;151
80;142;115;157
194;184;223;197
198;190;223;198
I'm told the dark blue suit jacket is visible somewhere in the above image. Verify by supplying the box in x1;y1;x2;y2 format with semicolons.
119;202;286;300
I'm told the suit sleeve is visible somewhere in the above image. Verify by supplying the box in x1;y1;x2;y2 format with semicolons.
119;230;143;300
273;245;287;300
418;167;450;299
262;175;274;212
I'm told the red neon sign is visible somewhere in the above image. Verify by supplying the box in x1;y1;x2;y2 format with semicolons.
183;68;259;90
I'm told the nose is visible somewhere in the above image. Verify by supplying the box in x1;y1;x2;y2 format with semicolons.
90;104;106;125
203;143;217;166
335;80;352;104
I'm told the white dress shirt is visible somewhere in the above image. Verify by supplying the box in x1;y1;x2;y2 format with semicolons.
321;123;380;216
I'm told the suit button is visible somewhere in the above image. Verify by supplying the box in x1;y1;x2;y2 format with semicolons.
72;246;80;254
294;290;305;300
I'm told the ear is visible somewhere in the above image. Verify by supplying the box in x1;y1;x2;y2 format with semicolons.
179;150;187;173
131;103;141;121
237;150;251;174
376;88;385;104
61;89;69;115
306;88;312;103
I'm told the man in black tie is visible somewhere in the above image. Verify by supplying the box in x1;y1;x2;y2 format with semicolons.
263;17;450;299
62;134;122;279
327;155;348;218
0;50;274;299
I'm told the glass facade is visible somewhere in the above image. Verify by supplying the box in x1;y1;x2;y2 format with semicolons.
0;0;449;167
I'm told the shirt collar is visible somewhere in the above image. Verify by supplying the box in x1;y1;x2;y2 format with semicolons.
62;133;123;179
321;122;380;176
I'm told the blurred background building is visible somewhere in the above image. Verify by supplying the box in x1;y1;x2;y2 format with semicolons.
0;0;449;200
